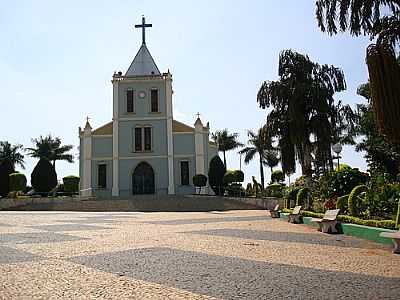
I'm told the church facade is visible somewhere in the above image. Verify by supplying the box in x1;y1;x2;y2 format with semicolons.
79;17;218;198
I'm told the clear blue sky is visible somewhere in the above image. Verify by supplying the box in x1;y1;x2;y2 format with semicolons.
0;0;371;185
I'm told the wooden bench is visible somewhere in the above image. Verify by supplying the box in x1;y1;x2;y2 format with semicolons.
269;204;280;218
311;209;340;234
288;206;302;224
380;231;400;254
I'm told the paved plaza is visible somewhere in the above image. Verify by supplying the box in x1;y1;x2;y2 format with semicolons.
0;210;399;299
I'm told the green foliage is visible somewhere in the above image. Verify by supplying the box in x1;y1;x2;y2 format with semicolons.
245;183;254;196
208;156;225;196
265;183;284;198
226;183;245;197
271;170;284;183
335;164;351;171
296;188;309;206
348;185;368;216
63;175;79;193
9;173;27;192
336;194;349;214
0;141;25;169
211;129;243;168
0;158;14;197
396;199;400;228
192;174;207;188
363;181;400;218
31;158;58;194
251;176;263;196
223;170;244;185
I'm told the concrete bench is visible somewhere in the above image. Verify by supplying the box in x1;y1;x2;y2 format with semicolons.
269;204;280;218
380;231;400;254
311;209;340;234
288;206;302;224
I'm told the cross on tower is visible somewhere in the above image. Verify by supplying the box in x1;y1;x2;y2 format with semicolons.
196;112;201;119
135;16;152;45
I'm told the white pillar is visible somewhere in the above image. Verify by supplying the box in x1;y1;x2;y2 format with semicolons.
82;122;92;197
112;76;119;197
194;117;205;175
165;73;175;194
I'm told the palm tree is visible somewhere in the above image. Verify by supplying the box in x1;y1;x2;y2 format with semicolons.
263;150;279;179
258;50;349;177
212;129;243;169
239;126;277;189
0;141;25;169
26;135;74;168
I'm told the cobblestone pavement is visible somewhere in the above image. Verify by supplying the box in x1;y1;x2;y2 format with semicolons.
0;210;399;299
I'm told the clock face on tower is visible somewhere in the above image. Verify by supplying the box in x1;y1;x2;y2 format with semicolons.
138;91;146;99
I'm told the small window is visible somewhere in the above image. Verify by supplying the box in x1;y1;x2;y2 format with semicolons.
134;128;142;152
151;89;158;112
98;164;107;188
144;127;152;151
127;90;134;113
180;161;189;185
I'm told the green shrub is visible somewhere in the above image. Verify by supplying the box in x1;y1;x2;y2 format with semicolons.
336;194;349;213
9;172;27;192
193;174;207;187
271;170;284;183
208;156;225;196
31;158;57;194
226;183;244;197
63;175;79;194
296;188;309;206
265;183;284;197
223;170;244;185
246;183;254;196
335;164;352;171
0;158;14;197
348;185;368;216
396;199;400;228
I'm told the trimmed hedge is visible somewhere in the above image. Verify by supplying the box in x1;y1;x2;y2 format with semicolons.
223;170;244;184
208;156;225;196
31;158;57;194
0;158;14;197
63;175;79;193
193;174;207;188
281;209;398;230
271;170;284;183
296;187;309;206
9;173;27;192
348;185;368;216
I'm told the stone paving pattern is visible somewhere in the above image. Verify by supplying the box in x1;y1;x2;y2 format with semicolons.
0;210;399;299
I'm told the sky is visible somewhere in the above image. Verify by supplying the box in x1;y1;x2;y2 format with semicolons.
0;0;372;185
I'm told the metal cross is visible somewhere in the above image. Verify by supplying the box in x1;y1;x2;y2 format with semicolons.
86;116;91;123
196;112;201;119
135;16;152;45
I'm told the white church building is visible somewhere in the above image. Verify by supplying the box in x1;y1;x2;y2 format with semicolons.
79;17;218;198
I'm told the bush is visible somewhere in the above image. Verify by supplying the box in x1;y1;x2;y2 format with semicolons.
63;175;80;194
226;183;245;197
9;172;27;192
0;158;14;197
265;183;284;197
348;185;368;216
296;188;309;206
336;194;349;213
223;170;244;185
193;174;207;194
31;158;57;195
245;183;254;196
208;156;225;196
271;170;284;183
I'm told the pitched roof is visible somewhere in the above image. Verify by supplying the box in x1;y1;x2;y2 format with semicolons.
92;122;113;135
125;44;161;77
172;120;194;133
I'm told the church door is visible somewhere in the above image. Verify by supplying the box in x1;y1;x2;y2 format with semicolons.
132;162;155;194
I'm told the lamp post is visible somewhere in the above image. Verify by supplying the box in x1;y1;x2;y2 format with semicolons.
332;143;343;169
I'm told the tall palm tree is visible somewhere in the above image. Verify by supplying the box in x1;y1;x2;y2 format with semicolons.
212;129;243;169
26;135;74;168
263;150;279;177
0;141;25;169
239;126;277;189
258;50;349;177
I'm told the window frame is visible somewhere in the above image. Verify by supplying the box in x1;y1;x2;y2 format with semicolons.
126;89;135;113
133;126;153;152
150;88;159;113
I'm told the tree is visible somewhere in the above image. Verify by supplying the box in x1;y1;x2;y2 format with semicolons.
257;50;352;177
193;174;207;194
26;135;74;168
0;141;25;169
211;129;243;169
208;156;226;196
31;158;58;194
239;126;276;189
355;82;400;178
0;158;14;197
315;0;400;143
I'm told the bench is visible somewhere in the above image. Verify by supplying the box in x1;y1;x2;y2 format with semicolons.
288;206;302;224
311;209;340;234
380;231;400;254
269;204;280;218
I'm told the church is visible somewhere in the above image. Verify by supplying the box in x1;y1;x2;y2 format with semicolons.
79;17;218;198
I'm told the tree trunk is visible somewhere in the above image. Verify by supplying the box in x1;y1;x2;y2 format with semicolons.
52;160;56;168
223;151;227;170
259;156;265;190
